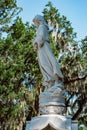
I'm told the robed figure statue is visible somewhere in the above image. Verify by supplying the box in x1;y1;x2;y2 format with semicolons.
32;15;64;87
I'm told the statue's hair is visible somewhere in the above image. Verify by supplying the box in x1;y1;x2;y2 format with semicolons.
33;15;48;29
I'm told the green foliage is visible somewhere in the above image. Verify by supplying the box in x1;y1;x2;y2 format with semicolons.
43;2;77;40
0;0;21;24
0;0;22;33
79;127;87;130
0;2;39;128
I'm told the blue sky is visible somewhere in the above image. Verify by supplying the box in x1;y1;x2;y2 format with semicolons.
17;0;87;40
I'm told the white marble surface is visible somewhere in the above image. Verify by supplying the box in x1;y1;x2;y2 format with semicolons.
72;120;78;130
26;15;78;130
28;115;69;130
32;15;64;87
26;115;78;130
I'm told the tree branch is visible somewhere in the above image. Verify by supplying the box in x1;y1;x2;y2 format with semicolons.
64;74;87;84
72;95;87;120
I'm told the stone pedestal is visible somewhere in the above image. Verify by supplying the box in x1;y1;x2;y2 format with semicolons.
71;120;78;130
26;115;78;130
26;83;78;130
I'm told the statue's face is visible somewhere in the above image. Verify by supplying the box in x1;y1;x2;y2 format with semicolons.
34;19;40;27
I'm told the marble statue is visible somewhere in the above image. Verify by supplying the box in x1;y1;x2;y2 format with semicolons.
32;15;64;87
25;15;78;130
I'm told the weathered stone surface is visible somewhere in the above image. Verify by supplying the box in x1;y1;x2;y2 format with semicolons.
25;15;78;130
26;115;78;130
32;15;64;88
28;115;68;130
72;120;78;130
39;83;66;114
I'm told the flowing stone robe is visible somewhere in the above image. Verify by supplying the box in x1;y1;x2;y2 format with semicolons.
33;23;64;86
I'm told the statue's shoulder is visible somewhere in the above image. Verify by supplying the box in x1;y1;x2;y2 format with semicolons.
39;24;45;29
39;24;48;32
37;24;45;33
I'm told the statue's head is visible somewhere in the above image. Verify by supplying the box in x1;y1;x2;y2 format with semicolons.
33;15;47;27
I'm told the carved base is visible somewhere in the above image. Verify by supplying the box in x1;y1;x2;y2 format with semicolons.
39;103;66;114
26;115;78;130
39;83;66;115
25;83;78;130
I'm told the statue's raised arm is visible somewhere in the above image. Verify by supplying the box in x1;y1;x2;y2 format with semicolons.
32;15;64;87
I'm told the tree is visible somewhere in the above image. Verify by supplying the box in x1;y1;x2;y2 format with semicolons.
0;19;36;129
0;0;39;129
0;0;22;33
